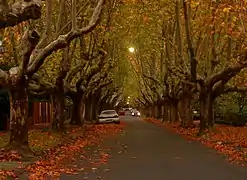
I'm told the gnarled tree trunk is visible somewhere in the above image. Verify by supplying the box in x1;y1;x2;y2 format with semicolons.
157;104;162;119
84;99;91;121
199;88;214;132
7;85;33;156
180;96;193;128
170;101;178;123
162;103;169;122
51;82;65;132
70;92;83;125
89;93;99;121
91;94;101;121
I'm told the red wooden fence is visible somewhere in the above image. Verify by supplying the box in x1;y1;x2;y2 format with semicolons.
4;102;72;130
31;102;52;125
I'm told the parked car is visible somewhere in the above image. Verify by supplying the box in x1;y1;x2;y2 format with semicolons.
131;109;141;117
98;110;120;124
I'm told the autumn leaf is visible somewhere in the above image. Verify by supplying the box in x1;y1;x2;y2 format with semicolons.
144;118;247;166
26;122;125;179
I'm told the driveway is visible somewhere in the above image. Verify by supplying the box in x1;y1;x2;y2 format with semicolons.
60;116;247;180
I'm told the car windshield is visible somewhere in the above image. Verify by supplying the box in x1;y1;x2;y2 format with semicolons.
101;110;116;115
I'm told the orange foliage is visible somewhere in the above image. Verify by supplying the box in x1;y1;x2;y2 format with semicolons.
0;122;125;179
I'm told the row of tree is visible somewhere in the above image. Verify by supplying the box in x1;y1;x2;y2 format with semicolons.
0;0;128;157
125;0;247;132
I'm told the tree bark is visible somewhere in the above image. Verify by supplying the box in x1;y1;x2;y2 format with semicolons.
70;93;83;125
199;88;214;132
151;105;156;118
180;97;194;127
157;105;162;119
91;94;100;121
162;104;168;122
89;98;94;121
6;86;33;157
0;0;42;29
84;99;90;121
3;29;40;157
167;105;171;123
51;84;65;132
88;94;97;121
170;102;178;123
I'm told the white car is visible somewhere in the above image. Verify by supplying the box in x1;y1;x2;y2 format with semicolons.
131;109;141;117
98;110;120;124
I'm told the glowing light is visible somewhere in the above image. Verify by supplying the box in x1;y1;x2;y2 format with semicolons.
128;47;135;53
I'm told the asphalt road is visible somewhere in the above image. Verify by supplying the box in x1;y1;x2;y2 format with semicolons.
60;116;247;180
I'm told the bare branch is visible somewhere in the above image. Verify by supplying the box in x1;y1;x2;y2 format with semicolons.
143;74;162;86
20;29;40;76
223;86;247;94
27;0;105;76
66;64;85;83
207;62;247;87
38;0;53;47
76;58;106;90
72;0;77;31
0;0;42;29
55;0;66;36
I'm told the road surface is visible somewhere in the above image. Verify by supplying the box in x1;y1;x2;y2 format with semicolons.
60;116;247;180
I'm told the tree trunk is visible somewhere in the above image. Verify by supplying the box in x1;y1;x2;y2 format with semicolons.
180;97;194;128
88;99;93;121
84;96;94;122
199;90;214;132
70;93;83;125
52;92;65;132
84;100;90;121
163;103;168;122
91;95;99;121
170;102;178;123
151;105;155;118
167;105;171;123
154;105;158;119
157;105;162;119
161;104;165;122
93;100;100;121
6;87;33;157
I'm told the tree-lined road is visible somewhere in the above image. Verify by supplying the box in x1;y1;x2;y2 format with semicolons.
61;116;247;180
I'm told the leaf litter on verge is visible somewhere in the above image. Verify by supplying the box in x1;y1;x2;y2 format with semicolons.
26;122;125;179
144;118;247;165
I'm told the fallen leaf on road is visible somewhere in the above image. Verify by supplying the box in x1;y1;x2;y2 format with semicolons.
78;168;85;171
104;168;110;172
25;123;125;179
144;117;247;166
92;167;97;171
